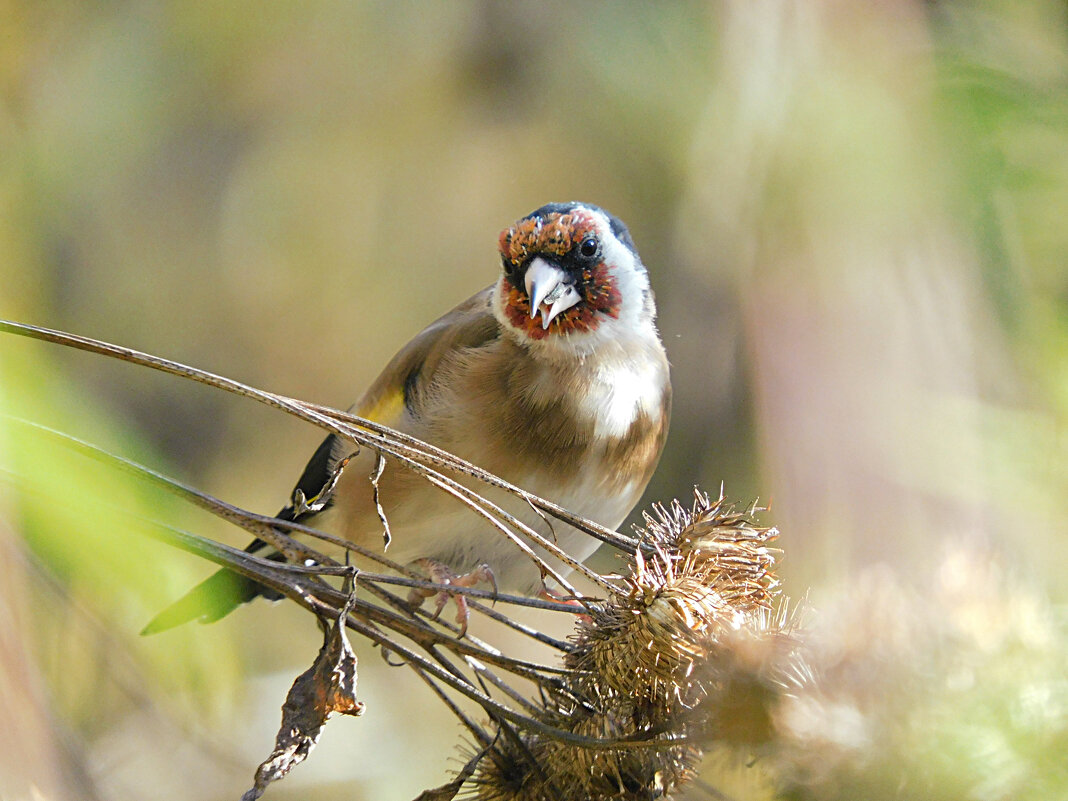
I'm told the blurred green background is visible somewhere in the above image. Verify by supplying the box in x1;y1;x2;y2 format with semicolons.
1;2;1066;800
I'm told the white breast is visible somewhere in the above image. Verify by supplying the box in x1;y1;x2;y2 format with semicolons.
581;358;665;439
521;352;662;436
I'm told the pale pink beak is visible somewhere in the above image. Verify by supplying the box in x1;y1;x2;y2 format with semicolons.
524;258;581;329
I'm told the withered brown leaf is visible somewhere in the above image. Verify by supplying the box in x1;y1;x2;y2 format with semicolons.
242;578;364;801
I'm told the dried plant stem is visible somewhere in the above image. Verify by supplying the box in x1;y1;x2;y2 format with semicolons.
0;319;638;553
307;403;639;552
411;667;495;748
3;318;796;800
1;319;631;607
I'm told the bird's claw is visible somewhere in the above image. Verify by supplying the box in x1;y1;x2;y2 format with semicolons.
407;559;496;637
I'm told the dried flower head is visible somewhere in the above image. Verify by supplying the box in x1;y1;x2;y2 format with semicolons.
567;489;783;716
467;489;800;800
467;709;701;801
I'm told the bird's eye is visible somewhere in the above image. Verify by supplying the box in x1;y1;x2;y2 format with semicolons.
579;237;599;259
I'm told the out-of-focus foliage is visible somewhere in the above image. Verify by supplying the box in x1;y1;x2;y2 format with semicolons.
0;345;246;801
769;552;1068;801
680;0;1068;591
0;1;1065;800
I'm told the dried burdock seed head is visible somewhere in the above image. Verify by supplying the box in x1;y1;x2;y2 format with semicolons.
689;604;805;750
556;713;701;800
464;738;546;801
639;487;780;612
569;553;740;710
568;489;785;715
466;712;701;801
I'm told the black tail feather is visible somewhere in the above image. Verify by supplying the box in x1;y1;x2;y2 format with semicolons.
141;538;283;635
143;489;318;635
141;568;272;635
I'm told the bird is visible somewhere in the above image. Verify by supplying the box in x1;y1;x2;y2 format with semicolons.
143;201;671;634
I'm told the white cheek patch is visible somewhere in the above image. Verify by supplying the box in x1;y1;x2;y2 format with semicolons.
598;231;646;321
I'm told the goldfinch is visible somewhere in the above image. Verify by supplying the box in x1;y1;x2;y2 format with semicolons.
144;202;671;633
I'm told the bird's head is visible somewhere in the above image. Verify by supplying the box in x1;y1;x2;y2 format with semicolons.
493;202;657;356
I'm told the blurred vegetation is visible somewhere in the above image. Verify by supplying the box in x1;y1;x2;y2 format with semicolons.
0;1;1065;800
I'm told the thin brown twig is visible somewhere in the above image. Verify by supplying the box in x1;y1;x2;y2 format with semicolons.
6;415;585;688
410;666;494;748
0;319;639;553
106;498;698;751
2;318;626;598
304;401;640;552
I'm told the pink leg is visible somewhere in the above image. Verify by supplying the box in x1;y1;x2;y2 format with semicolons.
406;559;497;637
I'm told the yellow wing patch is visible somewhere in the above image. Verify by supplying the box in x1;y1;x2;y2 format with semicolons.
355;387;406;427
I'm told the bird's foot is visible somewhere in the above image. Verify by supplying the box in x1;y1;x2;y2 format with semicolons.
407;559;496;637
